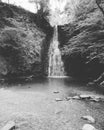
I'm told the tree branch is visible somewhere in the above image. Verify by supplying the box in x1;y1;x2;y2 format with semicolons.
96;0;104;16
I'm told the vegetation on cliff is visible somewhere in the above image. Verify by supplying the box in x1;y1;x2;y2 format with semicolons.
59;0;104;83
0;2;53;80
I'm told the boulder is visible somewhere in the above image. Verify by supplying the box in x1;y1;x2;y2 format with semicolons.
55;98;63;102
79;95;92;99
81;116;95;123
81;124;97;130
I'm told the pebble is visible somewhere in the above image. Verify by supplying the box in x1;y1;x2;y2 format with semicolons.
53;91;59;94
72;96;80;99
55;98;63;102
81;124;97;130
80;95;92;99
81;115;95;123
66;97;72;100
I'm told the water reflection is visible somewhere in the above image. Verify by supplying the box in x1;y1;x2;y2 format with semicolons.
1;77;104;95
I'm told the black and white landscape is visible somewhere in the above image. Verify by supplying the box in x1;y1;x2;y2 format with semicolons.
0;0;104;130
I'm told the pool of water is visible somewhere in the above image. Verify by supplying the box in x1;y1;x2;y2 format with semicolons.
2;77;104;96
0;78;104;130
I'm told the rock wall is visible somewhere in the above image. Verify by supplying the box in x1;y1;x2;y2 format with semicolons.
58;0;104;81
0;2;53;80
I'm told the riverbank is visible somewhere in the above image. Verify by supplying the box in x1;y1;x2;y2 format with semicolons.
0;78;104;130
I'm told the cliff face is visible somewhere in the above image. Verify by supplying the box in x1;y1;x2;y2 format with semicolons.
59;0;104;81
0;3;53;79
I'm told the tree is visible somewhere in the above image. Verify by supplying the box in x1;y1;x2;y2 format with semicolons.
28;0;49;20
28;0;40;11
95;0;104;15
28;0;49;14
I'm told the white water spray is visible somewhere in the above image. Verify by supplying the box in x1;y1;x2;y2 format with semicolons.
48;25;65;77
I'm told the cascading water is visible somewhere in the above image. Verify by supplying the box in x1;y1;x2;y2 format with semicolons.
48;25;65;77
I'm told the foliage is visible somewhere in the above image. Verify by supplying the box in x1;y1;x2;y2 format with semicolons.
0;2;46;78
59;0;104;80
28;0;49;21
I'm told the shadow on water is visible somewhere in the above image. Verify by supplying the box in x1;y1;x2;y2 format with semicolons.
0;76;104;95
64;78;104;95
0;77;48;87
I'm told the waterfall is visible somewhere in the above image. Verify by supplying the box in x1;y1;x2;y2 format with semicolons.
48;25;65;77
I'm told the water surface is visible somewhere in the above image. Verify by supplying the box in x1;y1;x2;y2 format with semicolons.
0;78;104;130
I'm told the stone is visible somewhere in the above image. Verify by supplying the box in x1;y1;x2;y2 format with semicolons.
55;98;63;102
66;96;80;100
81;116;95;123
66;97;72;100
53;91;59;94
81;124;97;130
72;96;80;99
90;98;99;102
79;95;92;99
1;121;15;130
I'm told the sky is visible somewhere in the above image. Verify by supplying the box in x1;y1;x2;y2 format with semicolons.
2;0;78;13
49;0;78;26
2;0;79;26
2;0;37;13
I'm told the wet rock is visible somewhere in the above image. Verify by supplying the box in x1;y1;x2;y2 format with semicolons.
66;94;104;102
66;97;72;100
55;98;63;102
66;96;80;100
81;116;95;123
81;124;97;130
53;91;59;94
79;95;92;99
1;121;15;130
72;96;80;99
90;98;99;102
79;95;104;102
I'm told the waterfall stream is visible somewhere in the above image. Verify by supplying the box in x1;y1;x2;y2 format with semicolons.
48;25;65;77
